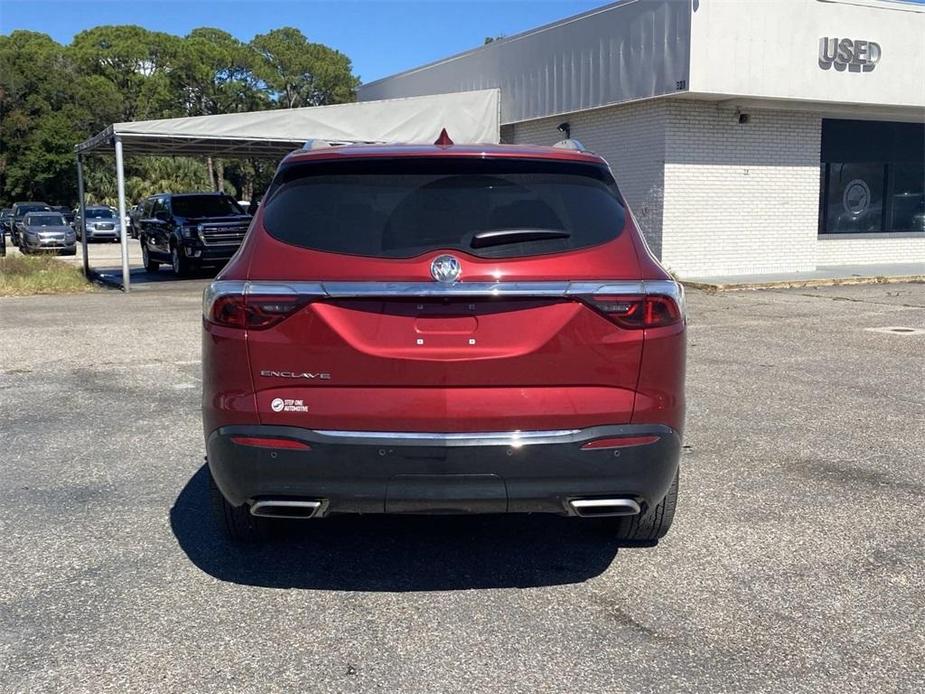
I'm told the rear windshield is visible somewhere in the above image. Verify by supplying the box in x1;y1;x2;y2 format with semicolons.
26;214;66;226
16;205;50;216
262;158;626;259
172;195;244;218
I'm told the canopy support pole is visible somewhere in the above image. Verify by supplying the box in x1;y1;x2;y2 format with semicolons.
113;135;130;292
76;155;89;278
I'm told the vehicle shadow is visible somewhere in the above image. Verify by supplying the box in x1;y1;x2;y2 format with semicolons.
92;266;217;290
170;464;622;592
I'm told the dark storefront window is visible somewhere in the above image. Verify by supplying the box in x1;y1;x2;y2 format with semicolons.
819;120;924;234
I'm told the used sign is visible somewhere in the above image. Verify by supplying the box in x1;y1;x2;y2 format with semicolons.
819;38;882;72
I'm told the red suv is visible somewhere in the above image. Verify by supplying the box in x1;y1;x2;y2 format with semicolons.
203;140;686;544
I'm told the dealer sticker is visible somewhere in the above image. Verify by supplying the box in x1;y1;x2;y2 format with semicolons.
271;398;309;413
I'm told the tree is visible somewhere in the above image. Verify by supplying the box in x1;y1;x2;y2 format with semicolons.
251;28;359;108
171;28;267;191
0;26;360;208
172;28;266;117
0;32;83;203
69;26;181;121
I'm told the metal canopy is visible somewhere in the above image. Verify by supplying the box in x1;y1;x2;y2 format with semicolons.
73;90;501;291
76;90;501;156
77;129;310;159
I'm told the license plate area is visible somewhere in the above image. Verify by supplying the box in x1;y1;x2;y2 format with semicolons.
385;474;507;513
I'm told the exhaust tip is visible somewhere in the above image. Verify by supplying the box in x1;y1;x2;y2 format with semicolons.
250;499;323;519
569;498;641;518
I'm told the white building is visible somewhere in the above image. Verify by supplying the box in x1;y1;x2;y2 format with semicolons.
359;0;925;279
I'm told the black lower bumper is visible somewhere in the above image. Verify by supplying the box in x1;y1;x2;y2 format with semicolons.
181;240;239;264
207;424;681;516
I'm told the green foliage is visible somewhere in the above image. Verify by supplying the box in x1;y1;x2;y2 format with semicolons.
251;28;359;108
69;25;181;121
0;25;359;208
82;156;213;207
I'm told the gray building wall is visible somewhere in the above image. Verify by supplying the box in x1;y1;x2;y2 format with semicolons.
359;0;690;125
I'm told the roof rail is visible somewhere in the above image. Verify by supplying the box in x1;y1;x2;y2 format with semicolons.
302;139;334;151
552;139;589;152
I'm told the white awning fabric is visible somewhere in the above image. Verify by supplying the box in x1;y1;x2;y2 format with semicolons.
76;89;500;157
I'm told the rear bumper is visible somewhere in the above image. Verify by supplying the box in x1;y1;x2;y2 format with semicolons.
207;424;681;515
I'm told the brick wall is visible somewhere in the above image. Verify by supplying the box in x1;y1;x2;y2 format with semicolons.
817;235;925;266
507;99;921;277
506;101;670;258
661;103;822;277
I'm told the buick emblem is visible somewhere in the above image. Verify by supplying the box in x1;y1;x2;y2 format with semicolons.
430;255;462;284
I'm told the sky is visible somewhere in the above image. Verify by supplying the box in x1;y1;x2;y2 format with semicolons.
0;0;610;83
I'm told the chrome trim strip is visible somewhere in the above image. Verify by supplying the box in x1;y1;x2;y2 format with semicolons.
321;281;577;298
244;281;325;297
204;279;686;318
215;423;675;449
240;280;679;298
315;428;580;442
309;426;653;448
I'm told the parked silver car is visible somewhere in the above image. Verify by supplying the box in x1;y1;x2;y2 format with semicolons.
19;212;77;255
75;206;121;242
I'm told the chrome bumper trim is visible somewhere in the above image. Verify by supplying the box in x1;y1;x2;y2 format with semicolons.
203;279;684;319
307;425;671;448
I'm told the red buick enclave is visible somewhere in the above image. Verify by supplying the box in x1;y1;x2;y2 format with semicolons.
202;138;686;544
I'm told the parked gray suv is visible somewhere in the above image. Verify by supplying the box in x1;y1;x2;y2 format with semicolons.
10;202;52;246
75;207;121;242
19;212;76;255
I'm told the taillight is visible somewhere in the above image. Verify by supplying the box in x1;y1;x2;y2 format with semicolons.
581;294;682;329
204;285;310;330
209;294;247;328
243;295;312;329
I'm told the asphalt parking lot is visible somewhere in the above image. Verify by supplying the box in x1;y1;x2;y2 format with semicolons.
1;281;923;692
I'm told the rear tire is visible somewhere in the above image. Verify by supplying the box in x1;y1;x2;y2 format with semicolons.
609;470;679;544
209;469;268;544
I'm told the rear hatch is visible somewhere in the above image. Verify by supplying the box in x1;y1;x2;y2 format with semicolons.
241;154;650;432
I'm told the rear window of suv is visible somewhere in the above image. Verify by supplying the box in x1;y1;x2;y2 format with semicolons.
262;158;626;259
16;205;51;217
172;195;244;218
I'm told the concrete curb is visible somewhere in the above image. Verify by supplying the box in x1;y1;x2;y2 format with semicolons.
682;275;925;292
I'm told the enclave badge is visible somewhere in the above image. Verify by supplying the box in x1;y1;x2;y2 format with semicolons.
430;255;462;284
260;370;331;380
